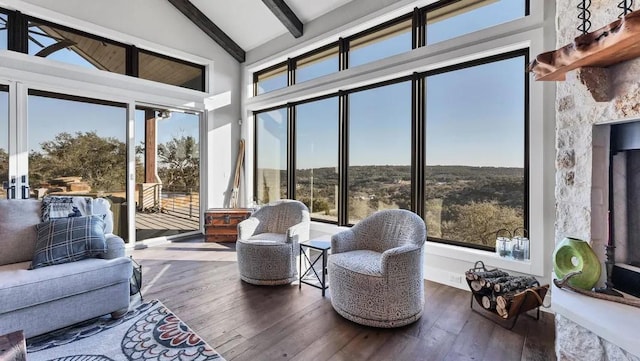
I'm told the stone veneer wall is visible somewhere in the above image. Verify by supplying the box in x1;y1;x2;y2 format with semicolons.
555;1;640;360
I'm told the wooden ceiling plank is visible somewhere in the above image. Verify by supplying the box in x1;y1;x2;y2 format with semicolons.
167;0;246;62
262;0;303;38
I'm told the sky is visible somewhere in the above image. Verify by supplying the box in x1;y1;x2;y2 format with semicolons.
2;0;524;170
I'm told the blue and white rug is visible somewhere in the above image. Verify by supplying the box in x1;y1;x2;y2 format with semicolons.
27;299;225;361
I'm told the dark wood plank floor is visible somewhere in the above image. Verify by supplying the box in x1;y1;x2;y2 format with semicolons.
132;239;556;361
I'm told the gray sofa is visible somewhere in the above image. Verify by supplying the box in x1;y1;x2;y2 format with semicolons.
0;198;132;338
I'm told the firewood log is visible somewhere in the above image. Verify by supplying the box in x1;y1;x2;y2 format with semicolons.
496;304;509;318
470;280;484;292
496;291;517;311
493;276;538;293
469;269;509;281
481;295;496;310
482;276;512;290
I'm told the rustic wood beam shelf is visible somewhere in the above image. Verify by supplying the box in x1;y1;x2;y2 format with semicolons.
529;9;640;82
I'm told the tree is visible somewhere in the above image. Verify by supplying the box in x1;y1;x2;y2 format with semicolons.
30;131;126;192
157;135;199;191
442;201;523;247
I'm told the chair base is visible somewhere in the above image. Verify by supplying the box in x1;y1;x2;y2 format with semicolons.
240;274;297;286
331;303;423;328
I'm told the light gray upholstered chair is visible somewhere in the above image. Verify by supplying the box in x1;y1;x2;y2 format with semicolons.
327;209;426;328
236;200;310;285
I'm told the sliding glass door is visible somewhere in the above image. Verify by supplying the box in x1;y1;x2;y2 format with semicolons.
27;90;128;238
134;107;201;241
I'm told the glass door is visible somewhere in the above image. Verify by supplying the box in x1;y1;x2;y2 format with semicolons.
26;89;128;238
134;106;201;241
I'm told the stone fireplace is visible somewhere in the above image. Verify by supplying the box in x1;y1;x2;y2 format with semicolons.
554;2;640;360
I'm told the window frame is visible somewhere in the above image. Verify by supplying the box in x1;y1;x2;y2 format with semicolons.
421;49;530;251
0;7;207;92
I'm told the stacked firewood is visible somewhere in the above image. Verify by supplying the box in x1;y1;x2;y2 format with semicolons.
465;268;539;319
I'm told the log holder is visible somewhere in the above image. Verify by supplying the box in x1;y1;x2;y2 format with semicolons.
467;261;549;330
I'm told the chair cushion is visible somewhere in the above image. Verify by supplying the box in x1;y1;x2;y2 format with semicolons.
247;233;287;243
329;250;383;276
30;215;107;269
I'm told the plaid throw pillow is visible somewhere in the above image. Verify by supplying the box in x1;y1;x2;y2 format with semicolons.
30;215;107;269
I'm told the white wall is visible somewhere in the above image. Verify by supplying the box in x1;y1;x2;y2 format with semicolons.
9;0;242;208
242;0;557;289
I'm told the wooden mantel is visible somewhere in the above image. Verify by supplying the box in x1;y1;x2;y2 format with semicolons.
529;9;640;81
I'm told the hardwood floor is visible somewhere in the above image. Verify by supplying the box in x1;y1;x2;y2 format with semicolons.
131;239;556;361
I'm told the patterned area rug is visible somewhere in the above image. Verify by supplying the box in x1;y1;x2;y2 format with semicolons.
26;299;225;361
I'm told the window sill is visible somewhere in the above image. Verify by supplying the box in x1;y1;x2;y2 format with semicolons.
425;241;537;276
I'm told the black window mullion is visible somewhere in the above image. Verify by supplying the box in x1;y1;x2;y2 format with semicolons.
338;91;349;225
411;74;425;217
338;37;348;71
287;58;295;86
126;45;139;77
8;10;27;53
287;105;296;199
412;7;425;49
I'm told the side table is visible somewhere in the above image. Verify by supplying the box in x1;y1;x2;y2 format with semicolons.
299;239;331;296
0;330;26;361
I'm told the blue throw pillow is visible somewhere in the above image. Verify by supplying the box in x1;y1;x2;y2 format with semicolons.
30;215;107;269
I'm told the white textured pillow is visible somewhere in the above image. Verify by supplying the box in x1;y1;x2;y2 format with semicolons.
92;198;114;234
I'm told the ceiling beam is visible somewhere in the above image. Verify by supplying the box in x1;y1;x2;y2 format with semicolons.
167;0;245;62
262;0;303;38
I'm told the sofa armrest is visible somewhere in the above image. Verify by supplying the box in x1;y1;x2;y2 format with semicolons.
331;230;357;254
286;221;310;244
102;234;126;259
238;217;260;240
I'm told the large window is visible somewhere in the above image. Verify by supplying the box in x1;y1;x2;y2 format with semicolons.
425;0;527;45
28;19;127;74
295;97;339;222
251;0;532;254
255;108;288;204
424;54;526;250
0;85;7;199
348;81;412;223
349;17;412;68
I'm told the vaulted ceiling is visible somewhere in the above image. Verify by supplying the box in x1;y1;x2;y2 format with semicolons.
168;0;356;62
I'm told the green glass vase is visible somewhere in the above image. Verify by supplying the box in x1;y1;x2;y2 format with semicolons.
553;237;602;290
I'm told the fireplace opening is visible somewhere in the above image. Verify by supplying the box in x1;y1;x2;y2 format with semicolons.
609;121;640;297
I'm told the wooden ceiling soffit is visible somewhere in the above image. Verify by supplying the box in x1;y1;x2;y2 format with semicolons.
262;0;303;38
167;0;245;62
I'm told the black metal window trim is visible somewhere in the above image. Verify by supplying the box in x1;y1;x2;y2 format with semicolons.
421;48;530;252
1;7;207;92
252;0;531;93
138;48;206;92
252;47;530;254
28;88;128;109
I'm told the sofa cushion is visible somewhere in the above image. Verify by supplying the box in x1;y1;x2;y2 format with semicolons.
0;257;131;314
30;215;107;269
0;199;41;266
329;250;383;276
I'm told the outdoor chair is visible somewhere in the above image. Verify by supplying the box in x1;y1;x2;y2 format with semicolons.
327;209;426;327
236;200;310;285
